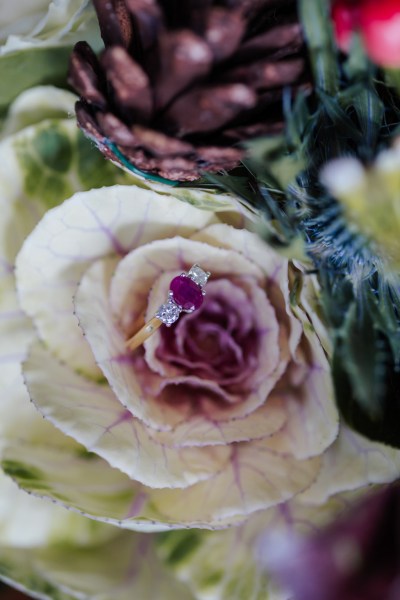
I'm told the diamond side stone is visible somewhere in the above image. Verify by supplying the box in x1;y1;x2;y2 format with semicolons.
188;265;210;288
156;301;181;325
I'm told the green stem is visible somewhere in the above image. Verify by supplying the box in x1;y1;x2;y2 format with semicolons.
298;0;339;96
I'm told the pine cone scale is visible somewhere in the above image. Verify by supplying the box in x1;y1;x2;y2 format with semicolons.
69;42;107;108
75;102;120;163
97;112;138;146
237;23;303;59
204;8;245;62
223;58;306;90
163;84;257;137
154;31;213;110
93;0;133;47
101;47;153;119
124;0;163;52
132;126;195;157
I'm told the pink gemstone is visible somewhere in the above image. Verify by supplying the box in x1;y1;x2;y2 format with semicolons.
170;275;203;311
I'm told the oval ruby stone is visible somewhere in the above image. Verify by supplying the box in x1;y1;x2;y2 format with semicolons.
170;275;203;311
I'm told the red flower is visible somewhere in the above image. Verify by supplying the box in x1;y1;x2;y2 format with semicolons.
331;0;400;67
360;0;400;67
331;0;361;53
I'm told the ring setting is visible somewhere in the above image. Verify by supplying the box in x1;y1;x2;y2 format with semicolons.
126;264;210;351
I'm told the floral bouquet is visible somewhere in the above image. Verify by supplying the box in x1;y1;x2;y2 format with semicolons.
0;1;400;599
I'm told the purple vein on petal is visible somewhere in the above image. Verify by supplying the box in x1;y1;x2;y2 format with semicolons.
110;353;136;365
231;446;246;506
126;198;150;249
303;362;332;422
82;198;128;256
103;409;133;434
124;491;148;518
343;428;398;470
0;258;14;274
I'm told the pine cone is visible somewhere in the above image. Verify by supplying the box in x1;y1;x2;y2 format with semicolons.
69;0;306;182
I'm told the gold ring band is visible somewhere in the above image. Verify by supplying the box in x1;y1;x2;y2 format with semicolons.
126;317;162;351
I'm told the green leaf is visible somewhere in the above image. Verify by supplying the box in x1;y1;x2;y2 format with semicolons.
330;299;400;448
373;275;400;360
298;0;339;95
284;90;313;150
339;304;387;419
338;84;384;150
317;90;364;143
0;46;72;115
245;135;306;190
332;347;400;449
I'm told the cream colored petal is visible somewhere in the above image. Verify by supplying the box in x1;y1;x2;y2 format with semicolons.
0;86;77;138
2;429;243;530
150;441;321;524
0;273;62;449
299;426;400;505
0;0;50;40
0;0;100;49
259;259;338;459
15;186;216;377
267;336;338;459
23;338;231;489
0;273;33;370
5;429;319;528
191;223;286;277
2;435;136;527
148;396;287;448
3;339;320;529
292;264;333;356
